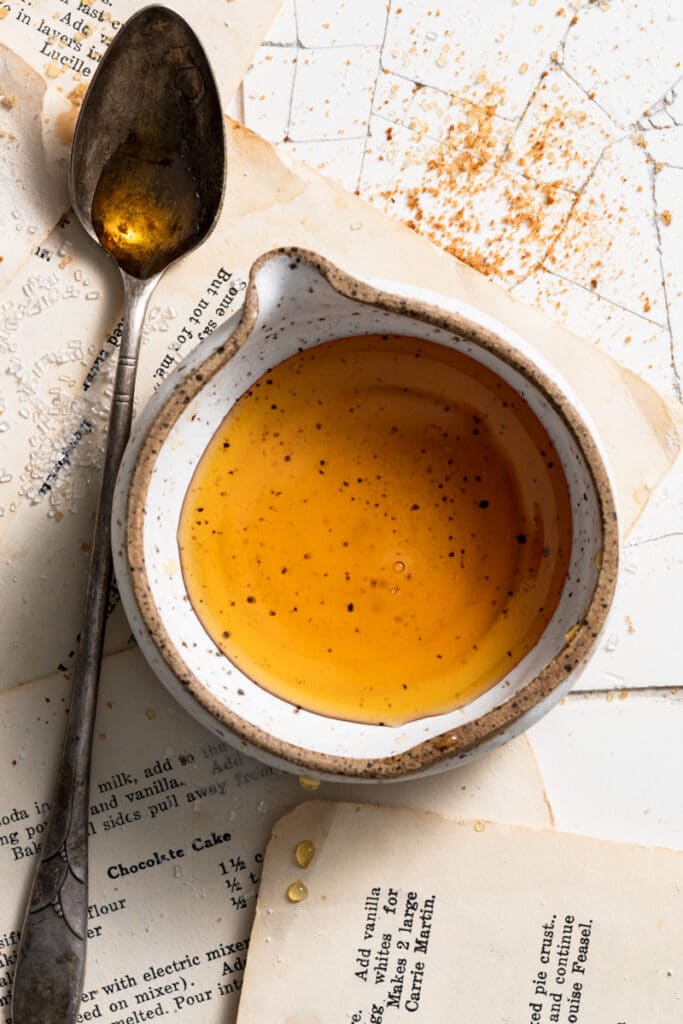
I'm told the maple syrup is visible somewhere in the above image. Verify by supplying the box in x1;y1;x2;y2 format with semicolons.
179;335;573;725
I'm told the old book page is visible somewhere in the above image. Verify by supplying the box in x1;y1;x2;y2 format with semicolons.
238;800;683;1022
0;646;550;1023
0;43;70;287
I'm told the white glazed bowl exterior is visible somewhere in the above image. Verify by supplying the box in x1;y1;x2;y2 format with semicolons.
112;250;618;781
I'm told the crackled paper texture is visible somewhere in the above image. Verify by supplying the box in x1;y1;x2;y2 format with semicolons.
237;801;683;1022
0;647;550;1023
246;0;683;400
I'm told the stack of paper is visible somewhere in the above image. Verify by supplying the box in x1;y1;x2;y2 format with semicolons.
1;2;681;1022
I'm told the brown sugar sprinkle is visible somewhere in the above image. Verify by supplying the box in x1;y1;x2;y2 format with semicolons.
371;81;570;280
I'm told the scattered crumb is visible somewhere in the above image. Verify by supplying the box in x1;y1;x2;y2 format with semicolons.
1;96;16;110
45;62;65;79
660;209;672;226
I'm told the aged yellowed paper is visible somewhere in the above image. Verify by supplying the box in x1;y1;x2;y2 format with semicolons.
238;800;683;1022
0;647;551;1023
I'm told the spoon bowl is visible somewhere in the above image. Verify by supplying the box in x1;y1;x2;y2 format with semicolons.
70;4;225;278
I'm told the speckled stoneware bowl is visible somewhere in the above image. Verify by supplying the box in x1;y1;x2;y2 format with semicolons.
112;248;618;782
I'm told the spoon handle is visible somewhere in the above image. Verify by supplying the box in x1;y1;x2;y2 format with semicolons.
12;273;157;1024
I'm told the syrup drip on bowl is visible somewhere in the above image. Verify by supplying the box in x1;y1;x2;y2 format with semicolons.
91;130;203;279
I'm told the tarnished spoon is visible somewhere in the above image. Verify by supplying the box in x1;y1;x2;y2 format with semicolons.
12;7;225;1021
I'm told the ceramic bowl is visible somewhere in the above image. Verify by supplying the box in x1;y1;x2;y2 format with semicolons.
112;248;618;781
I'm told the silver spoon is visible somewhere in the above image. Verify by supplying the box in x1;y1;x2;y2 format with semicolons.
11;7;225;1021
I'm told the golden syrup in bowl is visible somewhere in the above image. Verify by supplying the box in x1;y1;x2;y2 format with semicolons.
178;334;573;726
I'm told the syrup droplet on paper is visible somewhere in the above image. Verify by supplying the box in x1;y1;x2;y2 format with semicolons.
286;879;308;903
298;776;320;791
295;839;316;869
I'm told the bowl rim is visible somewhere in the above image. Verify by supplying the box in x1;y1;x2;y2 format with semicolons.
124;246;619;779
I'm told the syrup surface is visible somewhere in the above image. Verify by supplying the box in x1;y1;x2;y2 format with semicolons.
179;335;573;725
